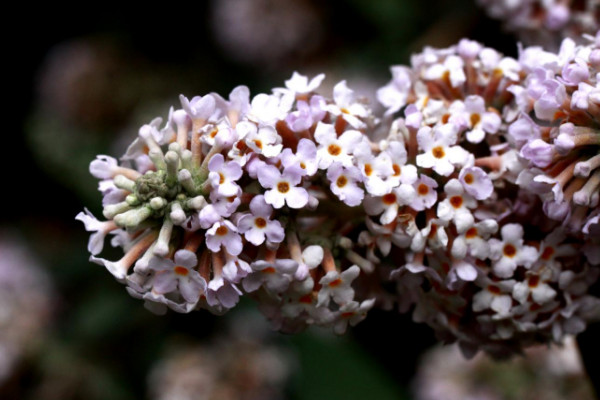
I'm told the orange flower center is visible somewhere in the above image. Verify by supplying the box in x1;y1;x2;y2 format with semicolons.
336;175;348;188
382;193;397;205
450;195;463;208
487;285;501;294
216;225;228;236
364;164;373;176
470;113;481;127
503;244;517;258
417;183;429;195
328;144;342;156
254;217;267;228
540;247;555;260
432;146;445;159
465;227;478;238
328;278;342;287
463;173;474;185
528;275;540;288
277;182;290;193
174;266;189;276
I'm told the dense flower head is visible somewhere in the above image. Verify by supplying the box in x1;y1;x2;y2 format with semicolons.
80;33;600;358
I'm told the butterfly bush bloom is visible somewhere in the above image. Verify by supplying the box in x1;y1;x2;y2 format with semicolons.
79;37;600;357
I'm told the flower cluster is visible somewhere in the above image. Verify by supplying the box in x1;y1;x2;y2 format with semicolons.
375;34;600;357
477;0;599;48
78;72;376;335
79;33;600;357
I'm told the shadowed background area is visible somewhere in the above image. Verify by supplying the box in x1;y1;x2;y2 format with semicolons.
3;1;598;399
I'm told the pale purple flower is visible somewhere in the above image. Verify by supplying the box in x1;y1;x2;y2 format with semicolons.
206;220;243;256
248;92;293;126
383;141;418;188
472;280;515;316
222;255;252;283
280;138;318;177
317;265;360;307
459;166;493;200
451;219;498;260
258;165;308;209
242;259;298;293
364;184;416;225
377;66;413;115
327;163;364;207
416;124;470;177
237;195;285;246
520;138;555;168
179;94;218;122
423;55;466;87
292;245;324;281
513;273;557;305
332;299;376;334
314;122;363;169
89;155;119;180
149;250;207;304
437;179;477;233
241;123;283;158
449;95;501;143
409;175;438;211
284;71;325;95
327;80;368;128
208;154;243;197
76;208;117;255
489;223;539;278
206;275;242;309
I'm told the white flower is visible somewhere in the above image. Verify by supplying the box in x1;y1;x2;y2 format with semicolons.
314;122;363;169
257;165;308;209
317;265;360;307
284;71;325;95
416;125;470;176
237;195;285;246
437;179;477;233
206;220;243;256
149;250;207;304
327;80;368;128
489;223;539;278
208;154;243;197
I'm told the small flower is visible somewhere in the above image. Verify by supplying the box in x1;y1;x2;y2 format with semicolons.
75;208;117;255
458;166;493;200
149;250;207;304
327;80;369;128
314;122;363;169
284;71;326;95
257;165;308;209
489;223;539;278
242;258;298;293
206;220;243;256
332;299;376;334
409;174;438;211
416;125;470;177
237;195;285;246
317;265;360;307
208;154;243;197
327;163;364;207
437;179;477;233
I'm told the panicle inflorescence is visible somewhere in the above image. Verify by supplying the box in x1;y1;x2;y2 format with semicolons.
79;33;600;357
